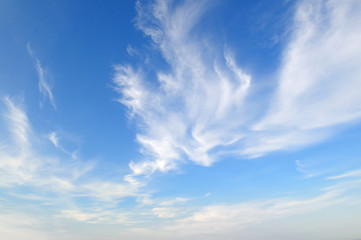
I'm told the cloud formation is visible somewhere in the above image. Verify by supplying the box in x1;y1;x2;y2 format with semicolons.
1;1;361;238
114;0;252;176
0;97;139;202
114;0;361;176
143;171;361;237
327;169;361;180
27;43;56;109
249;0;361;155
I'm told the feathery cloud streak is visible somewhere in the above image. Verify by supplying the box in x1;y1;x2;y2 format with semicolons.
27;44;56;109
114;0;361;175
114;0;251;175
0;97;139;201
249;0;361;155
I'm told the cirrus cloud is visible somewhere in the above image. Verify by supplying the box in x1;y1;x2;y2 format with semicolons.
114;0;361;176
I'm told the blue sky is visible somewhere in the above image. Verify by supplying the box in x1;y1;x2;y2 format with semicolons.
1;0;361;239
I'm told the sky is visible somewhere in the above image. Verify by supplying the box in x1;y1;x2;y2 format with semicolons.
1;0;361;239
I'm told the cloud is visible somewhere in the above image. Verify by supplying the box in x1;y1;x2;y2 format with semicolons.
45;131;80;160
0;95;61;184
114;0;252;175
0;97;36;187
76;180;140;202
27;43;56;109
1;0;360;238
249;0;361;155
327;169;361;180
115;0;361;175
3;96;30;148
60;209;130;224
0;212;52;240
0;97;139;203
164;175;361;235
151;207;177;219
158;197;189;207
47;131;59;148
117;170;361;238
295;159;329;178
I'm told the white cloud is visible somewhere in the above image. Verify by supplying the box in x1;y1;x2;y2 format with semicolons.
0;212;51;240
150;198;190;219
1;0;360;238
158;197;189;207
134;195;191;220
165;177;361;235
47;131;59;148
116;172;361;238
76;180;139;202
151;207;177;219
0;97;37;187
126;44;137;56
115;0;361;175
27;43;56;109
3;96;30;148
249;0;361;155
0;97;139;202
60;209;130;224
45;131;80;160
295;159;330;179
327;169;361;180
115;0;252;175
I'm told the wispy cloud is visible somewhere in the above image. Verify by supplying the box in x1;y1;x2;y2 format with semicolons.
3;96;30;148
249;0;361;155
151;198;190;219
45;131;80;160
113;170;361;238
0;98;147;238
2;0;360;238
0;97;139;202
114;0;252;176
27;43;56;109
115;0;361;176
76;180;140;202
135;195;190;219
295;159;330;178
60;209;131;224
163;174;361;235
1;96;34;187
0;211;51;240
47;131;59;148
327;169;361;180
